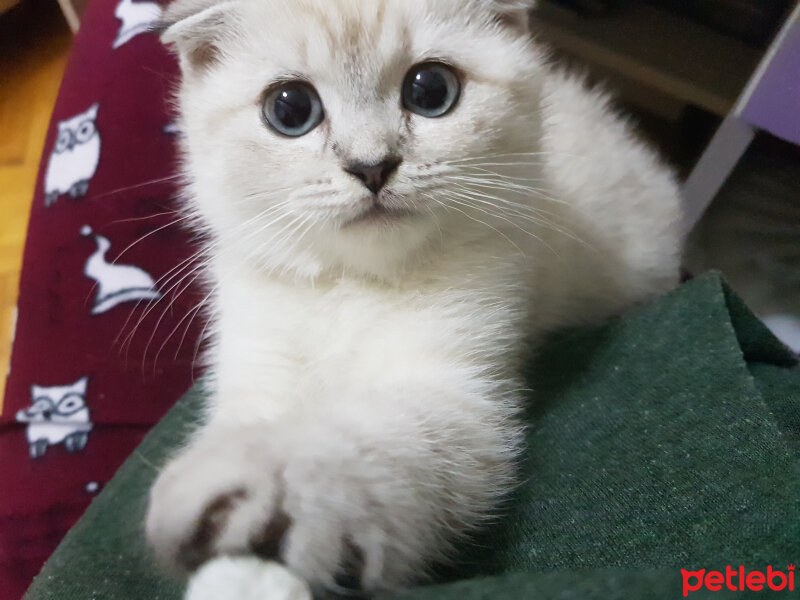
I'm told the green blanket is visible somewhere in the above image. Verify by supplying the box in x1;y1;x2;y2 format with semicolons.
24;273;800;599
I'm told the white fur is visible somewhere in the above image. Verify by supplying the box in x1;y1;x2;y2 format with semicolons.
185;558;311;600
147;0;683;595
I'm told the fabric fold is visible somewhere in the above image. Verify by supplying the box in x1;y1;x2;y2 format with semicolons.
23;273;800;599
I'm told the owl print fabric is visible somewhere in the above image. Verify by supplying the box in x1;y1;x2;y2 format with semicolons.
16;377;93;459
0;1;202;598
44;104;101;206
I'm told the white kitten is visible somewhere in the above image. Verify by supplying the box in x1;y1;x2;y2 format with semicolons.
186;558;311;600
146;0;683;595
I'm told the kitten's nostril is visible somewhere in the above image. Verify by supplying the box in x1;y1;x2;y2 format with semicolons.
344;157;402;194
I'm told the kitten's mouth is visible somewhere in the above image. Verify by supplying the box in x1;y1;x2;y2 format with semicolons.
343;202;415;227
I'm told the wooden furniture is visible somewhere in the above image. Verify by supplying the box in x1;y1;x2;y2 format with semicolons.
532;0;800;233
56;0;88;31
683;2;800;230
530;2;763;119
0;0;20;15
0;0;72;412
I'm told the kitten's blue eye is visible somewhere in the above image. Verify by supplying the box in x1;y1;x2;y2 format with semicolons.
402;62;461;118
262;82;324;137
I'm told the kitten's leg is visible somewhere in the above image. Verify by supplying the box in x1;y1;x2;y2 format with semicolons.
146;384;520;594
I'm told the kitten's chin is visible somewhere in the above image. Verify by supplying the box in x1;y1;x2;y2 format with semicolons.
341;201;417;229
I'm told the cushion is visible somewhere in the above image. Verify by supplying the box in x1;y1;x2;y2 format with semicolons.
22;273;800;599
0;1;197;597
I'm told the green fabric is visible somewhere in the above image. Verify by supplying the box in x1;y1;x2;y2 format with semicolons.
24;273;800;599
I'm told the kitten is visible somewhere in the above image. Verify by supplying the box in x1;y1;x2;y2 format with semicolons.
145;0;684;595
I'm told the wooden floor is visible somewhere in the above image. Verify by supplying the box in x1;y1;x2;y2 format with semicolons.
0;0;72;412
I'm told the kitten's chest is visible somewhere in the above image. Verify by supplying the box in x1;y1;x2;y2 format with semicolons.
213;274;523;400
218;278;458;360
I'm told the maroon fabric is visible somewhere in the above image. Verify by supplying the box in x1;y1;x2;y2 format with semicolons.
1;0;203;597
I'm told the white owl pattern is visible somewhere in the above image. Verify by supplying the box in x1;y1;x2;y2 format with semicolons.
16;377;94;459
44;104;101;207
113;0;163;49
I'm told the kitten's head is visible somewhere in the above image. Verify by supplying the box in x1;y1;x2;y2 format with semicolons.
163;0;544;279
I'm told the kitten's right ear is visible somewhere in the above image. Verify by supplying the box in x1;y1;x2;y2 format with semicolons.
160;0;236;73
486;0;536;33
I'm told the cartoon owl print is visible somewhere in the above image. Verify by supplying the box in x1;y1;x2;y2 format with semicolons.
15;377;94;459
113;0;163;49
44;103;101;207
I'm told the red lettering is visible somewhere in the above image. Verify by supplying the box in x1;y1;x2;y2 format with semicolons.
746;571;765;591
682;569;705;597
740;566;745;590
789;564;795;591
767;566;787;591
725;565;737;591
704;571;723;591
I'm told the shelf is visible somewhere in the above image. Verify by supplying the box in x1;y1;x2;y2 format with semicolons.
531;2;764;116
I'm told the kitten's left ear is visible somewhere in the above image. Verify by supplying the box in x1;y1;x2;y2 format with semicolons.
486;0;536;33
160;0;237;73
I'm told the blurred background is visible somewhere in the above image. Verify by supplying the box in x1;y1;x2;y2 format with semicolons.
1;0;72;408
535;0;800;352
1;0;799;405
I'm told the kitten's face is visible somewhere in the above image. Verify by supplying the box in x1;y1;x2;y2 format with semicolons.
166;0;543;278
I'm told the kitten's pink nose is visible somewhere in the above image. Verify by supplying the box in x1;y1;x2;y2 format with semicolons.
344;157;402;194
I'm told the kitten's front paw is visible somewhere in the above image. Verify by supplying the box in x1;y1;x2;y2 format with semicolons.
185;557;311;600
146;425;443;594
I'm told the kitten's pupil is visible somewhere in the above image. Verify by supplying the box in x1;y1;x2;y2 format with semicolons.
410;71;448;110
275;89;312;130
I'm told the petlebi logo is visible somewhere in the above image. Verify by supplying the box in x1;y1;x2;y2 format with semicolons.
682;565;795;596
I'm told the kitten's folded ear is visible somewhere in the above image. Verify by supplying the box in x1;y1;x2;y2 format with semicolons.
159;0;237;73
485;0;536;33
